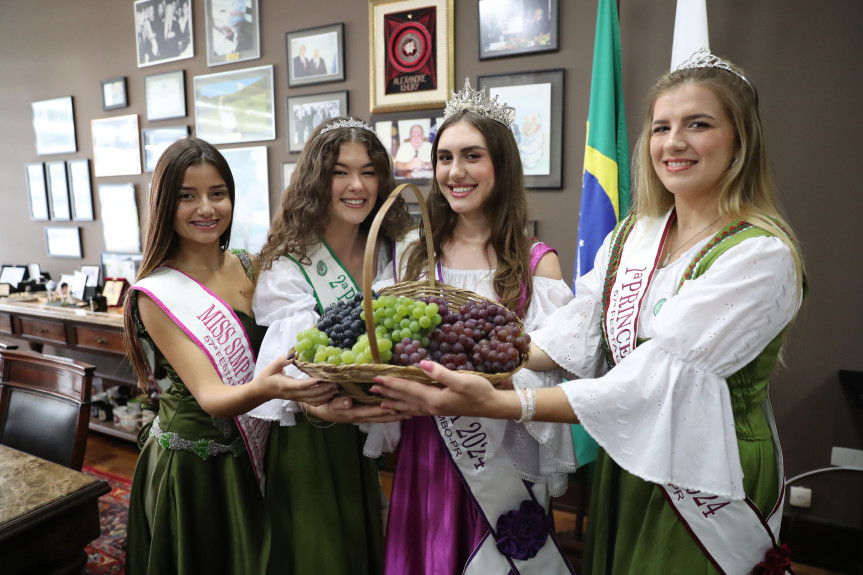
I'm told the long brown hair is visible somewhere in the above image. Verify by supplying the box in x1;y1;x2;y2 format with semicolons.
122;137;236;389
258;117;412;269
632;60;805;296
401;110;534;315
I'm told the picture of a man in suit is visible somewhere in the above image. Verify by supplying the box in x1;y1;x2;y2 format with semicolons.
308;48;327;76
293;44;309;78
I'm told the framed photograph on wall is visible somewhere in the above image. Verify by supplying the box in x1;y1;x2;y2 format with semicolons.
371;110;443;183
91;114;142;177
145;70;187;121
478;68;564;188
98;183;141;253
45;226;82;259
25;163;50;221
478;0;559;60
219;146;270;254
286;22;345;87
67;159;94;221
46;160;71;221
100;77;128;110
100;252;143;286
31;96;76;155
134;0;194;68
142;125;190;172
205;0;261;66
370;0;454;113
281;162;297;192
194;65;275;145
286;90;348;153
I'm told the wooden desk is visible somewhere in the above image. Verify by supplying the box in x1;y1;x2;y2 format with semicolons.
0;445;111;575
0;298;138;441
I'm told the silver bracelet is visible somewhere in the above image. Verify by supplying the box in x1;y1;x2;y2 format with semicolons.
516;388;536;423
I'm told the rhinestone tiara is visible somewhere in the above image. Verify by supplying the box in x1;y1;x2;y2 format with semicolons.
317;117;377;137
673;48;753;90
444;78;515;128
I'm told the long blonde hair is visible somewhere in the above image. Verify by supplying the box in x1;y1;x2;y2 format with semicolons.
632;61;805;296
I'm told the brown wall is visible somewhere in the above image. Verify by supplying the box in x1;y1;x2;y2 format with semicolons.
1;0;861;528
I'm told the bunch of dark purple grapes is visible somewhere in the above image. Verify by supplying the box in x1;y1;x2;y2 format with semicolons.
317;291;377;349
390;297;530;373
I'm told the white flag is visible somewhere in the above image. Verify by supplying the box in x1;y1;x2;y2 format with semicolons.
671;0;710;69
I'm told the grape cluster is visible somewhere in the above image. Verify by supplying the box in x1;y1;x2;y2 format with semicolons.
294;294;529;375
316;292;376;349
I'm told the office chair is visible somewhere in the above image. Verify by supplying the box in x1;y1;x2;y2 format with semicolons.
0;349;95;470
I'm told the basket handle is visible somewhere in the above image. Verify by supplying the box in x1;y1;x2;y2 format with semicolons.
362;183;435;364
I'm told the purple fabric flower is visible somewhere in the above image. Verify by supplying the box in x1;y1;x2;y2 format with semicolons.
494;499;550;561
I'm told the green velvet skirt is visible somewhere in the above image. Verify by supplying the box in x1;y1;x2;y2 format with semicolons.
264;417;384;575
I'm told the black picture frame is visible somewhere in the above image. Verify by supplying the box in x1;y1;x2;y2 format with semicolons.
286;90;348;154
100;77;128;110
67;159;94;221
477;68;565;189
25;162;49;221
478;0;559;60
46;160;72;221
370;110;445;185
286;23;345;87
145;70;187;121
204;0;261;67
45;226;83;259
134;0;194;68
142;125;190;172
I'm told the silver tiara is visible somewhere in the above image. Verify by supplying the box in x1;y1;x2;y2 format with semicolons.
318;117;377;137
673;48;753;90
444;78;515;128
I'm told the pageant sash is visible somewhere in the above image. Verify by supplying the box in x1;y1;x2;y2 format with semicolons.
602;214;792;573
659;400;790;574
435;415;574;574
287;241;360;314
131;266;269;492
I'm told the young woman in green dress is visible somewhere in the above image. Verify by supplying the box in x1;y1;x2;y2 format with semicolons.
123;137;338;575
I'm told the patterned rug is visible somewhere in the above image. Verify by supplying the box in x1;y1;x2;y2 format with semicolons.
82;466;130;574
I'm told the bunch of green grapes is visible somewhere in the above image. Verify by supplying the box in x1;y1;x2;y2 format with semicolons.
293;294;442;365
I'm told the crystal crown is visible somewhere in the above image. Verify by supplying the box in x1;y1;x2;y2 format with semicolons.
318;117;376;136
673;48;752;89
444;78;515;128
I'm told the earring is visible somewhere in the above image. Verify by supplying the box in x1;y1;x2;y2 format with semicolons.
731;157;739;167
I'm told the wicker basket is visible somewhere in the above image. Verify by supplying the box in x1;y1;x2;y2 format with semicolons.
295;183;528;405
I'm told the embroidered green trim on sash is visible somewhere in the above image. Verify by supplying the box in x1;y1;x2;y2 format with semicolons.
286;241;360;314
600;214;638;368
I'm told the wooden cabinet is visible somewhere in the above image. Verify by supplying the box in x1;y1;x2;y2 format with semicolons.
0;312;12;335
19;316;67;345
73;325;125;355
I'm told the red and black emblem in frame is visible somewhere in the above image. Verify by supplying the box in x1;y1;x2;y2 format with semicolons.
384;7;438;95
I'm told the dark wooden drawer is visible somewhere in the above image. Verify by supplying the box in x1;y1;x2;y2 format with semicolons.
0;312;11;335
74;325;124;354
19;316;67;344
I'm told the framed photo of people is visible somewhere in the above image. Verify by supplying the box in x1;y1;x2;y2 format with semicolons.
45;226;83;259
286;23;344;87
145;70;187;121
371;110;443;184
478;0;559;60
134;0;194;68
46;160;72;221
25;163;50;221
67;159;95;221
100;77;128;110
369;0;454;113
142;126;190;172
204;0;261;67
477;68;564;189
31;96;77;155
91;115;142;177
194;65;275;145
286;90;348;154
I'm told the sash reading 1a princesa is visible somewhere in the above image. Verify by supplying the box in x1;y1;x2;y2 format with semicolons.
602;212;791;574
131;266;269;492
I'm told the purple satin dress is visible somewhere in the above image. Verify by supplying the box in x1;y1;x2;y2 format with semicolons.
383;416;487;574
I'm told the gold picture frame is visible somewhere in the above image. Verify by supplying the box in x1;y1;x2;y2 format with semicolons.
369;0;453;114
